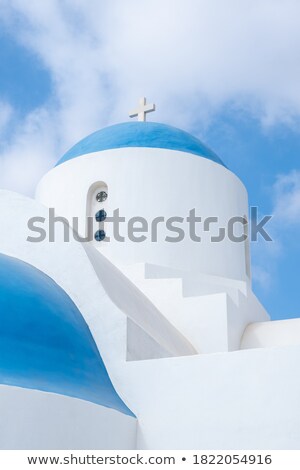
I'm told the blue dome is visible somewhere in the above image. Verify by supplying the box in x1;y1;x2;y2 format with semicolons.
0;254;133;416
56;122;225;167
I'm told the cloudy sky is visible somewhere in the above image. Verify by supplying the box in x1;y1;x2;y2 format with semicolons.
0;0;300;320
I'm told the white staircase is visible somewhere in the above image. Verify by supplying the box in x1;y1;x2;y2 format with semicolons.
119;263;269;354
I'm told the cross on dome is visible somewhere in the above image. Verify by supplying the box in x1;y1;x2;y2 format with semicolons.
129;97;155;122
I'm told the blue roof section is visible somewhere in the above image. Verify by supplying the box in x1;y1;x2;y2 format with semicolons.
0;254;133;417
56;121;225;167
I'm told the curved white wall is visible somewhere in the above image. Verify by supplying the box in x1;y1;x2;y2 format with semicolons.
0;385;136;450
36;148;249;281
241;318;300;350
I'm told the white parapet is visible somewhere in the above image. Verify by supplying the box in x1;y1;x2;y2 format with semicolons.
241;318;300;350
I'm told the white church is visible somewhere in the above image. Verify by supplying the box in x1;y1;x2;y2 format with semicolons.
0;98;300;449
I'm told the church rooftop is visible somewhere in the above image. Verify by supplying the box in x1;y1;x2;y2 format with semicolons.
0;253;133;416
56;121;225;167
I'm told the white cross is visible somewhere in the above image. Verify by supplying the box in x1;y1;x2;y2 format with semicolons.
129;97;156;122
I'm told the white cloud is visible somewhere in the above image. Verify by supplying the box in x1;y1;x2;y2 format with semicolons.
273;170;300;224
0;101;13;135
0;108;57;195
251;169;300;291
251;264;272;291
1;0;300;194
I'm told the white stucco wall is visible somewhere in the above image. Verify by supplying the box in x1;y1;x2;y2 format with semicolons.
0;190;299;450
0;190;194;360
0;190;195;406
36;148;249;282
125;345;300;449
0;385;136;450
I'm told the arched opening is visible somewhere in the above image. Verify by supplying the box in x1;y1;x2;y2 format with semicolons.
86;181;108;244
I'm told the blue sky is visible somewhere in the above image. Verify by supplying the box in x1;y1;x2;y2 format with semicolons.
0;31;51;113
0;0;299;320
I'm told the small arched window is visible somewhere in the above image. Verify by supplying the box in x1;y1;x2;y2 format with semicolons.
86;181;108;243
